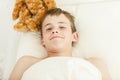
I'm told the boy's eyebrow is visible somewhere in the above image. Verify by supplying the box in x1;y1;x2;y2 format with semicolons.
58;22;68;25
44;23;51;27
58;22;66;24
44;22;67;27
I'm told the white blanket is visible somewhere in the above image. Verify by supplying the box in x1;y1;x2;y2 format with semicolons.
21;57;102;80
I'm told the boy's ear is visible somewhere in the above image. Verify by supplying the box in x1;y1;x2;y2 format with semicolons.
72;32;79;42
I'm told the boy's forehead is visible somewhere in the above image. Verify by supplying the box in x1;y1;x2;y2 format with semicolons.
43;14;70;24
45;13;68;19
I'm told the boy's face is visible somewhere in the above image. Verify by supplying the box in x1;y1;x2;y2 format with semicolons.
41;14;78;52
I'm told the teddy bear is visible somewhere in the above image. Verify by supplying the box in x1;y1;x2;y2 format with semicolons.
12;0;56;32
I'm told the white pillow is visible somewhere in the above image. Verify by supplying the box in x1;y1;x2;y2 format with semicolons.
16;5;83;60
16;32;47;60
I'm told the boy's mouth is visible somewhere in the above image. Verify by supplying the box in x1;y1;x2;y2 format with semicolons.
50;36;64;40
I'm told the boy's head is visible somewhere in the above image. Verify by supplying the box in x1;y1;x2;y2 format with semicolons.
40;8;77;36
40;8;78;54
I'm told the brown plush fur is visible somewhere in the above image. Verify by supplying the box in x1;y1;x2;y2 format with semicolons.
12;0;56;32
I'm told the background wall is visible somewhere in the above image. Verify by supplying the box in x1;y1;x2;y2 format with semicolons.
0;0;20;79
0;0;120;80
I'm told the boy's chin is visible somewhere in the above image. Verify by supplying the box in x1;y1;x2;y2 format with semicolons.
47;45;64;51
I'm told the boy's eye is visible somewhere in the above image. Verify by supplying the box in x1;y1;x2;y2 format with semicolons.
59;26;65;29
46;27;52;31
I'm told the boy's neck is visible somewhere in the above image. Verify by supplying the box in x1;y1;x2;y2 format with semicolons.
48;52;72;57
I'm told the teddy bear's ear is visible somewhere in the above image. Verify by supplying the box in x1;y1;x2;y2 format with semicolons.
43;0;56;10
12;0;24;20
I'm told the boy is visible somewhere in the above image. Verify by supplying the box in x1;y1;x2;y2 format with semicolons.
9;8;111;80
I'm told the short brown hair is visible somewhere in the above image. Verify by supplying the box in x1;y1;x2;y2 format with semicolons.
39;8;76;36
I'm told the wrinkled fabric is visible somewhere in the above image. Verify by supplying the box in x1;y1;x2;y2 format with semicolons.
21;57;102;80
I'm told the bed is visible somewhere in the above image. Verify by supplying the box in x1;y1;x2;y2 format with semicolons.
0;0;120;80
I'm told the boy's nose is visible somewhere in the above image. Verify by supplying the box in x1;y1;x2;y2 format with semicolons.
52;30;58;34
